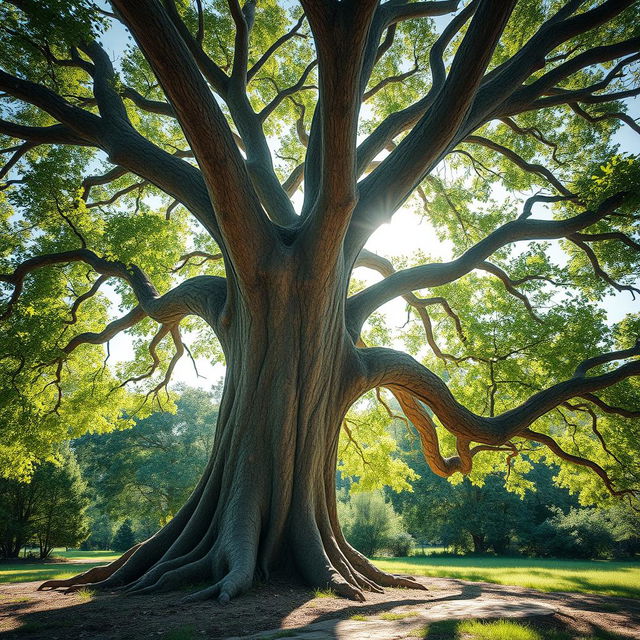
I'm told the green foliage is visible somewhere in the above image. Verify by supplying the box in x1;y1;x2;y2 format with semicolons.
387;531;416;558
0;447;89;559
575;154;640;212
338;395;418;493
75;387;218;529
337;491;409;557
525;508;616;560
111;519;135;553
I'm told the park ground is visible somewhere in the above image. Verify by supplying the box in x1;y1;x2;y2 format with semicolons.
1;551;639;639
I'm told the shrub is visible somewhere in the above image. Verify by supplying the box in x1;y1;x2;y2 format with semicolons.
529;508;615;559
338;491;409;557
388;532;415;557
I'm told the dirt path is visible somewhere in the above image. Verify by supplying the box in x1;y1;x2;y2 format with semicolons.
1;576;639;639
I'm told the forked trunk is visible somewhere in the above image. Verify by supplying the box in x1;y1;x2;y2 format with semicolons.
41;263;425;601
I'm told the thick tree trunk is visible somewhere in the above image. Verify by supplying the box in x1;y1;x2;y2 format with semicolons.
41;269;425;601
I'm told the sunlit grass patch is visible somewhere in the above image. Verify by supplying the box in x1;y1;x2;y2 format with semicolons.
0;561;103;584
380;611;419;620
372;556;640;599
312;588;337;598
458;619;542;640
350;613;368;621
75;588;96;600
0;550;119;584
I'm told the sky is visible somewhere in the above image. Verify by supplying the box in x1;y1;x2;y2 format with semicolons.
99;10;640;391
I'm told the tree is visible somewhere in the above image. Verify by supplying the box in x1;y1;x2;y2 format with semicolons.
75;387;218;529
112;519;136;553
0;449;89;559
1;0;639;603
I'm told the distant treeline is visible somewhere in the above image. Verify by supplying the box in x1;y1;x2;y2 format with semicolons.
3;386;638;560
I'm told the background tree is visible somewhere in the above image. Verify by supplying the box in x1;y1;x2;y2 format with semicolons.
111;519;136;553
75;386;218;530
337;491;410;557
1;0;639;602
0;448;89;559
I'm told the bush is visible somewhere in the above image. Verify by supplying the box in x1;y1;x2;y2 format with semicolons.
527;508;615;559
387;532;415;557
338;491;409;557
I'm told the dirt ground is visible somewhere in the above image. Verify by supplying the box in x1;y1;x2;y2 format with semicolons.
1;575;639;639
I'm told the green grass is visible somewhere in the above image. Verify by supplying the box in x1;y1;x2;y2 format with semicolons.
0;549;119;584
312;588;337;598
372;556;640;599
380;611;419;620
458;619;550;640
350;614;368;621
406;619;624;639
51;549;120;562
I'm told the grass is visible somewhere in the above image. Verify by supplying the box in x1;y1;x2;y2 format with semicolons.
0;549;119;585
76;587;96;600
350;614;368;621
312;587;337;598
406;619;625;640
0;596;32;604
380;611;419;620
372;556;640;599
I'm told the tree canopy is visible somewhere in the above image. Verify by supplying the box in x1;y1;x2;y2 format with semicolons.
1;0;640;601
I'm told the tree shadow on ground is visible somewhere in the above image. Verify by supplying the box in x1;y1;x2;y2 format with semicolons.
1;575;639;640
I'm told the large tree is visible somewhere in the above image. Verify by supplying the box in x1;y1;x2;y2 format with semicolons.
1;0;640;603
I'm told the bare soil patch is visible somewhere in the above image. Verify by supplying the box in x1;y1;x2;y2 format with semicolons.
1;576;639;639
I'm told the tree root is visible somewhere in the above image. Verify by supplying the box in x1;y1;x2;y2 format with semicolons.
37;543;143;592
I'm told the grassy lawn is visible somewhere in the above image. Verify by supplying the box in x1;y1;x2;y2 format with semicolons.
373;556;640;599
2;551;639;600
0;549;119;585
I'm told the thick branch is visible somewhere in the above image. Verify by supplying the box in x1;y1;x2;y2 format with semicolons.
360;344;640;448
347;194;625;334
0;249;226;326
113;0;276;274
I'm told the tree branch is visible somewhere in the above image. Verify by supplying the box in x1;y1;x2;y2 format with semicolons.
112;0;277;275
522;428;636;498
349;0;516;258
0;249;226;326
248;14;306;82
347;193;625;335
360;343;640;449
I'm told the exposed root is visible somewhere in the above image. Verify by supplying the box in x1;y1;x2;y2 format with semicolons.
127;556;212;595
181;567;254;604
336;533;428;592
38;543;143;592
